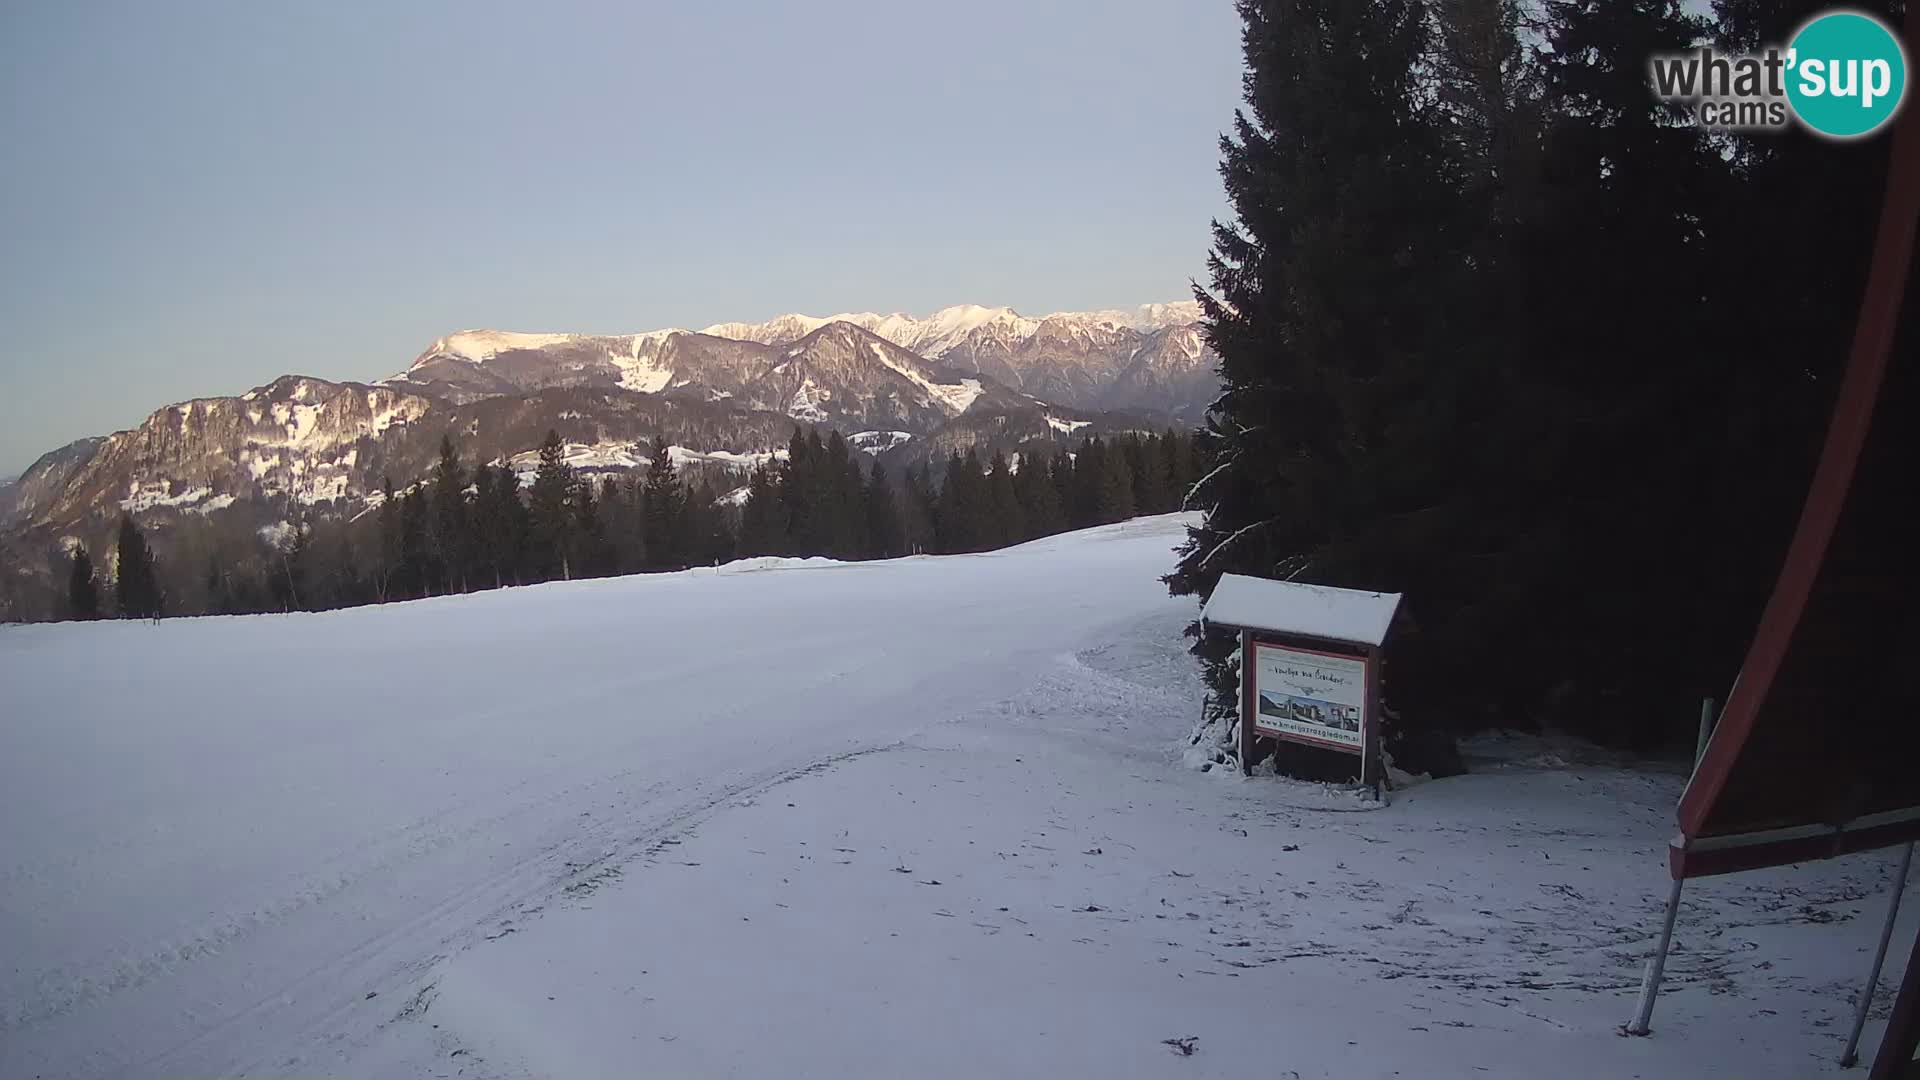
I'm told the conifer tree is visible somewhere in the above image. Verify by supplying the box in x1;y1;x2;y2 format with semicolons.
427;434;471;594
739;464;786;557
781;428;816;555
67;544;99;620
1128;433;1172;514
985;451;1024;548
1161;428;1195;509
399;487;430;595
114;514;162;619
823;430;864;559
902;463;938;554
1014;451;1067;539
374;475;403;601
1050;449;1077;525
863;461;905;559
570;474;610;578
1167;0;1448;768
1070;437;1106;528
1098;441;1137;523
642;437;684;569
529;429;577;581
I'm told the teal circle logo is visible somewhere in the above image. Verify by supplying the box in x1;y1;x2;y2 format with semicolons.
1786;10;1908;139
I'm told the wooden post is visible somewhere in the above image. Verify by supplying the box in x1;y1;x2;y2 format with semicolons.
1239;629;1255;776
1366;645;1385;803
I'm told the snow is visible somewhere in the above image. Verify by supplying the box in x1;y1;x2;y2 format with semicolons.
864;339;983;414
1046;414;1092;435
118;482;215;513
1202;571;1403;647
0;513;1907;1080
414;330;580;368
789;377;831;422
700;303;1200;358
669;446;780;469
1051;301;1205;333
849;430;914;455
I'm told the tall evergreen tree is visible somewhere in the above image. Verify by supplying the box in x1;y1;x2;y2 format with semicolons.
1070;437;1107;528
863;461;906;560
902;462;938;554
1161;428;1196;509
470;463;503;588
781;428;817;555
114;514;162;619
738;465;785;557
1167;0;1450;772
569;474;611;578
374;475;403;601
1013;450;1066;539
984;451;1024;548
67;545;99;620
643;437;684;569
529;429;577;581
1097;441;1137;523
427;434;472;594
399;487;430;597
1127;433;1172;514
1050;449;1078;525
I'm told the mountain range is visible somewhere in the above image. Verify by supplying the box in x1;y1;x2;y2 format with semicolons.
0;301;1215;597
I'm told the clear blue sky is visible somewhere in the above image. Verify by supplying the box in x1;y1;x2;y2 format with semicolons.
0;1;1242;477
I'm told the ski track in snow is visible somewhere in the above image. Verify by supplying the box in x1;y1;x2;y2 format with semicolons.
0;515;1192;1078
1;512;1908;1079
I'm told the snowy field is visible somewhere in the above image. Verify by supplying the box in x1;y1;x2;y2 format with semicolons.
1;513;1910;1078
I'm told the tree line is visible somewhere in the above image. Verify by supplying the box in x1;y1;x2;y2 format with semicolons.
737;426;1197;560
1172;0;1908;774
60;426;1197;621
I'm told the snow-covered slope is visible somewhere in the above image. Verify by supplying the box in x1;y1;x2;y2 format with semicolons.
0;513;1905;1079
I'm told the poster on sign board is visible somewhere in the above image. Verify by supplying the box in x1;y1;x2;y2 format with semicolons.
1250;642;1366;753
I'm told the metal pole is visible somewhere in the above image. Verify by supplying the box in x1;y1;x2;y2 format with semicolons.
1627;877;1686;1035
1693;697;1716;768
1843;842;1916;1067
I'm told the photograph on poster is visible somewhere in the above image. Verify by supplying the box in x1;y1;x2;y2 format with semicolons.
1250;642;1366;751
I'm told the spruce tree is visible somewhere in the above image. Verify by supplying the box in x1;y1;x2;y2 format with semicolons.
1161;428;1195;509
935;450;992;554
67;545;99;620
781;428;816;555
1050;449;1077;526
471;464;503;588
399;486;430;597
114;514;161;619
597;475;634;575
1070;437;1105;528
1166;0;1449;771
570;475;610;578
642;437;684;569
376;475;403;601
739;464;786;556
1012;450;1066;540
529;429;576;581
902;463;938;554
863;461;905;560
427;434;471;594
985;451;1024;548
1098;441;1137;523
1128;433;1171;514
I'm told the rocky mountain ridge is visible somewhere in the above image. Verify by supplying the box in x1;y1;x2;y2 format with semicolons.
0;301;1214;553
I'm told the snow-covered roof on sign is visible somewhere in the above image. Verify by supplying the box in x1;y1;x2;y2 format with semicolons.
1201;573;1402;647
